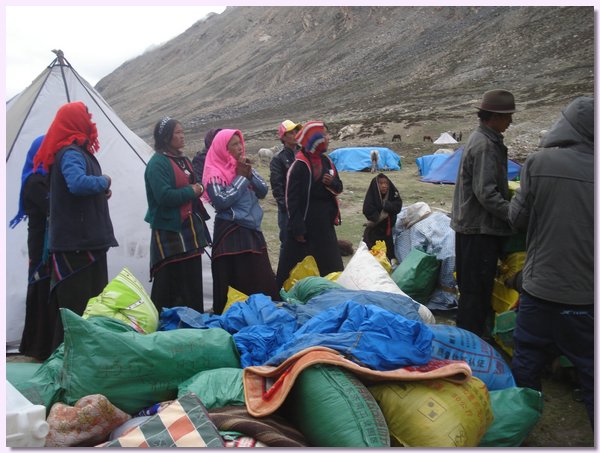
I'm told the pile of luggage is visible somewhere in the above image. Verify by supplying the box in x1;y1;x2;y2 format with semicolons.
7;234;543;447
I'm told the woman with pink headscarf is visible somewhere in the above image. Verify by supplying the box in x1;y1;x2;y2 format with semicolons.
275;121;344;288
202;129;278;314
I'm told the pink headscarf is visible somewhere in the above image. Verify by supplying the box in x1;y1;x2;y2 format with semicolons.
202;129;245;199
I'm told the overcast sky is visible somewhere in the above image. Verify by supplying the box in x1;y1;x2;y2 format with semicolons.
4;5;227;99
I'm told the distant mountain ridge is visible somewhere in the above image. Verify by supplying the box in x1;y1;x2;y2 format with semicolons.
96;6;594;145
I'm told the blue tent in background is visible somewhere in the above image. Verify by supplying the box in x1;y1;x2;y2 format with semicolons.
420;146;522;184
415;154;450;176
329;147;401;171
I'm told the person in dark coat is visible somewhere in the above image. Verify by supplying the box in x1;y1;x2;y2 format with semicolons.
33;101;118;350
508;96;594;426
276;121;344;288
450;89;516;338
9;135;58;361
192;128;222;183
362;173;403;260
270;119;302;254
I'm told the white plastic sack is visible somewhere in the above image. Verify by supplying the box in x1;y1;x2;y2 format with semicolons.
336;242;435;324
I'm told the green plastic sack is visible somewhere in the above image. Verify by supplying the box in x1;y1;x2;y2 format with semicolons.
14;345;65;413
282;365;390;447
492;309;517;355
83;267;159;334
177;368;245;409
60;309;241;414
391;248;440;304
6;362;42;387
479;387;543;447
280;276;343;304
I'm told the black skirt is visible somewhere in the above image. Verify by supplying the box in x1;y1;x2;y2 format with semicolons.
19;278;58;361
211;218;278;314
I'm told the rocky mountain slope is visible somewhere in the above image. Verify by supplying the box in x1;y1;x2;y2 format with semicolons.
96;6;594;156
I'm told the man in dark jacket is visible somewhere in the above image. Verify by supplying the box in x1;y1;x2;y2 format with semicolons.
270;119;302;253
450;89;516;338
508;96;594;426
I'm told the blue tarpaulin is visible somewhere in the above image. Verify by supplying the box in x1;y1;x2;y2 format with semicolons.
420;146;521;184
329;147;401;171
415;154;450;176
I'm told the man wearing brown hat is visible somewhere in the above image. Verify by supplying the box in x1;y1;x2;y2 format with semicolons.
450;89;516;338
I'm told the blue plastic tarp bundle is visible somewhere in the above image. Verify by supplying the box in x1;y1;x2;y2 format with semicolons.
160;294;434;370
265;300;433;370
329;147;401;171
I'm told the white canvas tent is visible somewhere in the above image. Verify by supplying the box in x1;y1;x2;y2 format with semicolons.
6;52;214;349
433;132;458;145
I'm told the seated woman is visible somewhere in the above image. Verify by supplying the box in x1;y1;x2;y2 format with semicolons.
144;117;208;313
202;129;278;314
362;173;403;260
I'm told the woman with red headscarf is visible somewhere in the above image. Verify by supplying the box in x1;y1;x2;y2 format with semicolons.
202;129;278;314
34;101;117;350
275;121;344;288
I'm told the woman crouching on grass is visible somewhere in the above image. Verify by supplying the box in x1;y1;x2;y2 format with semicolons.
202;129;279;314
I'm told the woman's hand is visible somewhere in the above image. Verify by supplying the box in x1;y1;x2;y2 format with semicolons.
191;182;204;197
322;170;333;186
104;174;112;198
236;159;252;179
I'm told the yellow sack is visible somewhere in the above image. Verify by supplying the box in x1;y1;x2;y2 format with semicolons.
223;286;249;314
369;241;392;274
369;377;493;447
324;271;342;282
498;251;526;280
283;255;320;292
492;252;526;313
491;278;520;313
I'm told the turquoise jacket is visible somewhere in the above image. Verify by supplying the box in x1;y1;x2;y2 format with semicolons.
144;152;197;232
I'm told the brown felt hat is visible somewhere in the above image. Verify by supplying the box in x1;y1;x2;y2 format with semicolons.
476;89;516;113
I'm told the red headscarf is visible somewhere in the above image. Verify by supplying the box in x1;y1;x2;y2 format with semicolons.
201;129;245;201
34;101;99;172
296;121;327;179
